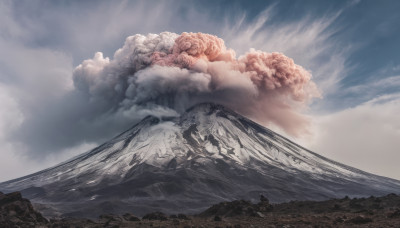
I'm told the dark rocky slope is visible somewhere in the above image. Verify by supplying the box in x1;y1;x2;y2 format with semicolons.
2;191;400;227
0;191;48;227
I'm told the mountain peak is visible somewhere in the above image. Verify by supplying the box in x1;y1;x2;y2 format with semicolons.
136;103;231;128
1;103;400;218
185;102;230;113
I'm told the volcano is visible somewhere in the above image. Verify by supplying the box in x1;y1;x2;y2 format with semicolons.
1;103;399;218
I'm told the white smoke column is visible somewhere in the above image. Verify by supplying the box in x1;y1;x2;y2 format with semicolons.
73;32;320;136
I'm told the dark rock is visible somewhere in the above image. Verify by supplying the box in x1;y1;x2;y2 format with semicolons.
214;215;222;221
99;213;122;222
172;219;180;225
372;203;382;209
200;198;274;218
333;204;341;210
142;211;168;221
349;200;362;209
334;217;344;223
0;191;22;205
388;208;400;218
0;191;48;227
169;214;178;219
347;216;373;224
50;218;96;227
200;200;254;217
257;195;273;212
177;213;190;220
123;212;140;221
260;194;269;204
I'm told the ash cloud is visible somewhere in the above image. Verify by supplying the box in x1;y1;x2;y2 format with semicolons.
73;32;320;136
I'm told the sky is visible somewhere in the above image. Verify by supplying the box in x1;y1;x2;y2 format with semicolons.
0;0;399;181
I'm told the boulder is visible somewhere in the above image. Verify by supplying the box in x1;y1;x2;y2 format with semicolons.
0;191;48;227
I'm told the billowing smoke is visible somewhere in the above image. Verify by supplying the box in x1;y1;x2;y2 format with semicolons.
73;32;320;136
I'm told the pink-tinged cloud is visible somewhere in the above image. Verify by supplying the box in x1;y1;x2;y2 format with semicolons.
240;51;320;100
151;32;235;68
74;32;320;136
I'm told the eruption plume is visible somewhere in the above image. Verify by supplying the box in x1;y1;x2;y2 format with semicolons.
73;32;320;136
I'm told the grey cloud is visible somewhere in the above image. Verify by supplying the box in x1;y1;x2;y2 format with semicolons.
306;94;400;180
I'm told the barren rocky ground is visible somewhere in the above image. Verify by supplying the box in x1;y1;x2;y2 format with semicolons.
1;190;400;227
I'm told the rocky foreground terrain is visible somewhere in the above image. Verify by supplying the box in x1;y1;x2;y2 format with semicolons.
1;191;400;227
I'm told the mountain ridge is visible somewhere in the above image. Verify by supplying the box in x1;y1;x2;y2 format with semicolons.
1;103;399;218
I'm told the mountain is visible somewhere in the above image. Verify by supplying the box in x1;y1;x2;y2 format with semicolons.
0;103;399;218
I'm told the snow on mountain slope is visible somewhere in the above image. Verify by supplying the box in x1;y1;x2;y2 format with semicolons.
1;103;399;218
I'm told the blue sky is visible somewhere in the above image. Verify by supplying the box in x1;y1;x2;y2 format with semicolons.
0;0;399;181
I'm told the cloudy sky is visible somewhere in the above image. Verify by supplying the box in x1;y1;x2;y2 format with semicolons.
0;0;399;182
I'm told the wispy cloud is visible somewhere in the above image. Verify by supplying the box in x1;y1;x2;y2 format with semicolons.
345;75;400;96
222;7;348;97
